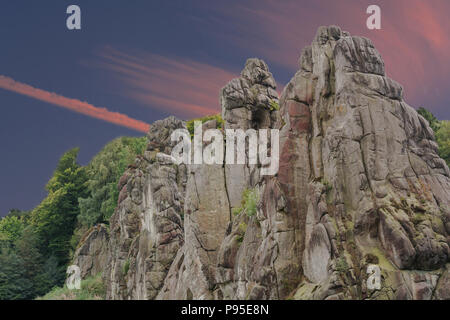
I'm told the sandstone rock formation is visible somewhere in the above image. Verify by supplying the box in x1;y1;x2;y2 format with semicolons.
157;58;280;299
281;25;450;300
76;26;450;300
103;117;186;299
72;224;109;279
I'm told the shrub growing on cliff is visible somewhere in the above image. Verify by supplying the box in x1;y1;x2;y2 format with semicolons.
243;188;259;217
122;259;130;276
186;114;224;137
269;100;279;111
335;257;349;274
233;188;260;218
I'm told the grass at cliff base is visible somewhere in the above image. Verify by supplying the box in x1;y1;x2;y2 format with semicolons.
36;273;105;300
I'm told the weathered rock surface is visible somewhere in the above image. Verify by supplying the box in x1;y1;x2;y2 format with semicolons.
284;25;450;300
103;117;186;300
157;58;280;299
72;224;109;279
76;26;450;300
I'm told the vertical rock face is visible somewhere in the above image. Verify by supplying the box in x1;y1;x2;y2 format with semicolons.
283;25;450;299
222;58;280;210
103;117;186;300
78;26;449;300
72;224;109;279
215;26;448;300
157;58;280;300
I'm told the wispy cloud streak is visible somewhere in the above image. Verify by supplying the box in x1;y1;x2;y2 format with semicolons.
0;75;150;133
194;0;450;117
92;47;238;118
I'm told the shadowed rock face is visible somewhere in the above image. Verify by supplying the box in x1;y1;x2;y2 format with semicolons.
103;117;187;300
72;224;109;279
77;26;450;300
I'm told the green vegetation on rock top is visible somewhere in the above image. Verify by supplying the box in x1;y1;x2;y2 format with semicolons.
186;114;224;137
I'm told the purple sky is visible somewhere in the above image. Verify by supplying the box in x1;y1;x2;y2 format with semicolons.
1;0;449;216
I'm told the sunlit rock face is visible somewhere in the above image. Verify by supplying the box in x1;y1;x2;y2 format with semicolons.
78;26;449;300
280;25;449;300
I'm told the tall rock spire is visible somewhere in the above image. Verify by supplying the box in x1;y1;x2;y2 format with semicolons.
75;26;450;300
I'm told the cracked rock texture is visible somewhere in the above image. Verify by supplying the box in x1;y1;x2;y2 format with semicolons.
103;117;186;300
284;25;450;300
157;58;280;299
72;224;109;279
76;26;449;300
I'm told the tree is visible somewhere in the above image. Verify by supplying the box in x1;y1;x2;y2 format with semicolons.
0;215;26;248
0;247;32;300
418;107;441;133
78;137;146;227
40;255;65;293
31;148;88;268
416;108;449;167
0;214;48;299
6;209;30;219
0;137;146;299
14;226;54;298
436;120;450;167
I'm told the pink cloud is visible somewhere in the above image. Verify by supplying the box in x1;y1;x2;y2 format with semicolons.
0;75;150;133
197;0;450;116
93;47;238;118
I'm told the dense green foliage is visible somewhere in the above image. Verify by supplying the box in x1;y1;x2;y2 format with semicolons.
0;216;26;247
418;107;441;133
417;108;449;167
31;148;89;268
0;136;145;299
0;247;31;299
0;217;62;299
436;120;450;167
5;209;30;219
0;148;89;299
78;137;146;227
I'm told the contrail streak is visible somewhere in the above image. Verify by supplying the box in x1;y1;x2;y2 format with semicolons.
0;75;150;133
